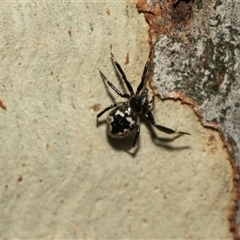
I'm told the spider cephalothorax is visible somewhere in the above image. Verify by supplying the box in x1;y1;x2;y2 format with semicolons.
97;51;190;148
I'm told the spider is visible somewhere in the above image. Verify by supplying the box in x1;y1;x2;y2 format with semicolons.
97;51;190;148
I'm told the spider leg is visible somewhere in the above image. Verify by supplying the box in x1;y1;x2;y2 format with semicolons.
132;117;140;147
97;102;125;119
145;111;190;135
149;95;155;104
99;70;130;98
111;52;134;95
97;103;117;119
136;59;150;95
148;95;155;110
136;47;153;95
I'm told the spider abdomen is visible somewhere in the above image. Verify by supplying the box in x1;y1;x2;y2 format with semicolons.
107;106;136;138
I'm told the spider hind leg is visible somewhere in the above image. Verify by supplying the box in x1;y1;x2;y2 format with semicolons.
97;103;117;121
132;117;140;147
145;111;190;135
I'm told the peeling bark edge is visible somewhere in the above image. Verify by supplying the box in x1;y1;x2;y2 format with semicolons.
137;0;240;238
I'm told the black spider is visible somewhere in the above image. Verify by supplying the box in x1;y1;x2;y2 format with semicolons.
97;51;190;148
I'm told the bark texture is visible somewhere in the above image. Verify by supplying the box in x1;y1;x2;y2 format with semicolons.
137;0;240;238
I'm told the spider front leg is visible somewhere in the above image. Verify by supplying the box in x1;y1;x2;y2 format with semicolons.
99;70;130;99
111;53;134;96
148;95;155;111
136;57;150;95
136;46;154;95
145;111;190;135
